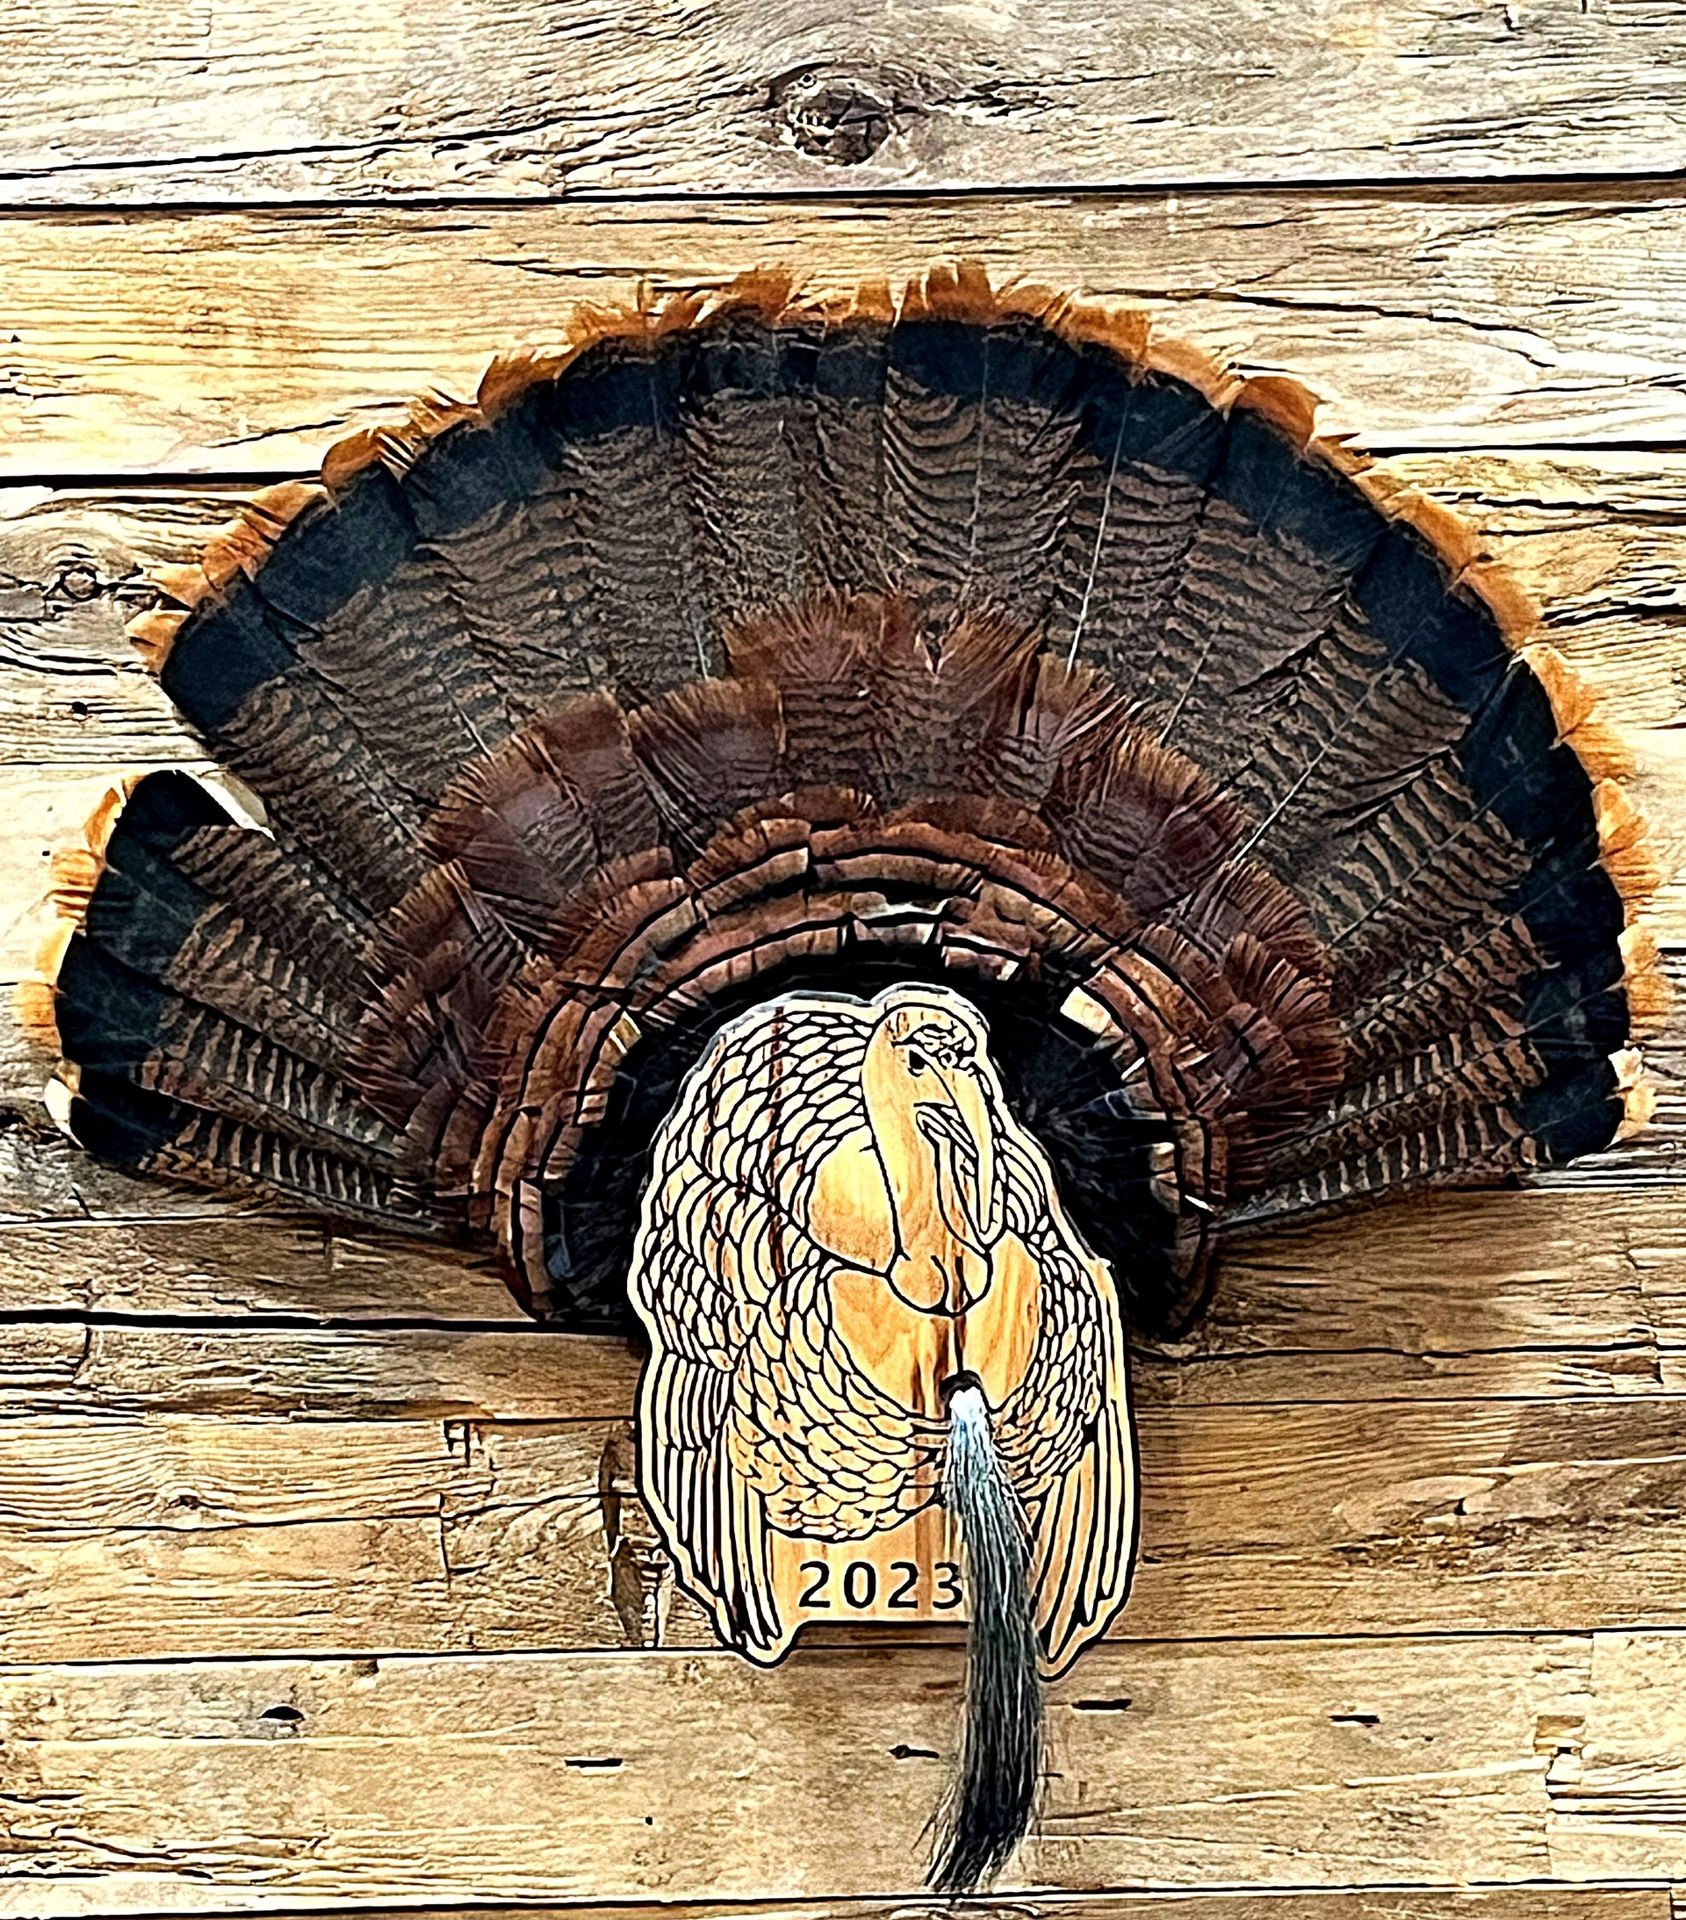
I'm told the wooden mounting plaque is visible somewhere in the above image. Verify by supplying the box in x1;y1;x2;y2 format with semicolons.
628;983;1138;1673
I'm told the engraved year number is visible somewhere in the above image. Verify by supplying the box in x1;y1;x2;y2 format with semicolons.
797;1557;964;1610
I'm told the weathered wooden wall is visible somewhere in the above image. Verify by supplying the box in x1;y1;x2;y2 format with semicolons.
2;4;1686;1916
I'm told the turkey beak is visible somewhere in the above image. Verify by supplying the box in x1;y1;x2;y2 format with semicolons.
946;1069;1003;1252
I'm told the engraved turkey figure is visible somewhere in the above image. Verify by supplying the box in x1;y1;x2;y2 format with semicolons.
627;982;1135;1677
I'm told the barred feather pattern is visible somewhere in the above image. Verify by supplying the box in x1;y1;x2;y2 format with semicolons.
47;269;1648;1343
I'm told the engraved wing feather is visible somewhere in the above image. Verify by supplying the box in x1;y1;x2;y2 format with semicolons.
992;1132;1138;1677
629;998;945;1661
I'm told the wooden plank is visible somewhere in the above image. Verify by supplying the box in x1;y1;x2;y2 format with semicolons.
1167;1189;1674;1403
0;1211;514;1322
2;0;1685;203
0;486;231;766
1547;1631;1686;1882
11;1386;1686;1663
1;192;1686;479
0;1633;1605;1908
227;1900;1673;1920
0;1416;659;1666
0;1115;516;1322
191;1899;1673;1920
0;1321;641;1421
0;1182;1678;1406
2;1118;1668;1394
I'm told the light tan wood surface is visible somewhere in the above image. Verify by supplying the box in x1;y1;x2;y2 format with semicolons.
1;0;1684;202
3;191;1686;479
2;6;1685;1914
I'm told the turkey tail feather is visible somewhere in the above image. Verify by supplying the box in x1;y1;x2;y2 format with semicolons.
42;261;1661;1319
36;267;1663;1893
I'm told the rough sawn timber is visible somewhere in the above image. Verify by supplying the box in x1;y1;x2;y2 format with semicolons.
0;1632;1639;1908
0;0;1684;202
3;191;1686;478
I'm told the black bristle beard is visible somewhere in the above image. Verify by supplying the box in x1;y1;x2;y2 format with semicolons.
927;1376;1044;1895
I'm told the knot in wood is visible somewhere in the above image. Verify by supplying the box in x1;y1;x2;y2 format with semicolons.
771;67;896;165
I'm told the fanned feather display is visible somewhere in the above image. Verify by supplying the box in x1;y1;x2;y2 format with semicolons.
36;265;1661;1887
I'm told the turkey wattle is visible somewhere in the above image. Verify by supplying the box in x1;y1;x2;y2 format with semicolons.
36;264;1661;1888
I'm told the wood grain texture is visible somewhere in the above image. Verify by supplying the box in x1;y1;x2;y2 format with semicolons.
0;1156;1679;1391
2;0;1685;203
11;1384;1686;1664
0;1631;1668;1909
2;191;1686;480
0;1176;1677;1500
192;1902;1671;1920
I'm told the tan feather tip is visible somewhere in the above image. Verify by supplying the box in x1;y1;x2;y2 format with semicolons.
994;279;1078;333
126;605;189;672
1382;487;1487;577
1521;643;1601;737
1608;1044;1658;1139
14;969;62;1049
828;275;888;325
50;781;133;918
1051;294;1153;369
190;533;254;598
128;505;296;669
187;485;324;604
1309;427;1376;483
1617;1071;1659;1141
633;284;709;343
476;301;633;420
899;259;1003;329
1611;1044;1647;1092
1593;780;1664;913
320;427;393;491
200;767;271;834
1370;482;1557;652
1594;776;1650;855
368;389;481;463
150;561;212;606
1142;329;1241;409
25;777;139;1045
1563;715;1635;783
701;266;802;326
1619;925;1674;1027
1232;374;1322;451
474;281;716;422
477;347;575;421
1462;558;1541;646
42;1066;78;1138
247;479;326;534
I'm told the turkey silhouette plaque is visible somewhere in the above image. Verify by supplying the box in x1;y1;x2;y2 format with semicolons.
628;983;1135;1670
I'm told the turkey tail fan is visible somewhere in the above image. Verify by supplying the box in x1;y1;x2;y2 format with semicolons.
32;262;1663;1880
40;262;1660;1329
